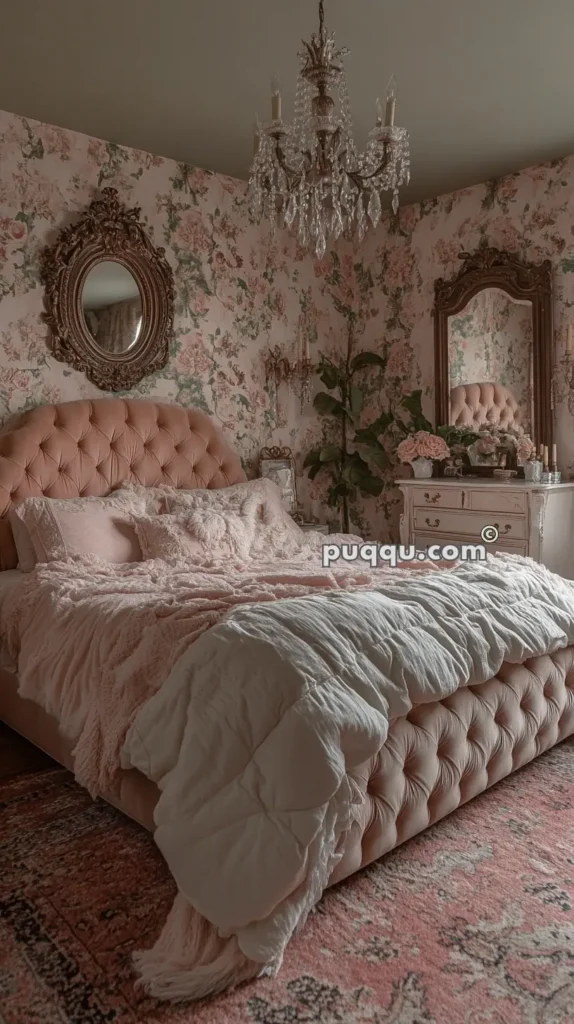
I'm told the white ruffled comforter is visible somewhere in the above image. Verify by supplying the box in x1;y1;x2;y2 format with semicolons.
122;554;574;986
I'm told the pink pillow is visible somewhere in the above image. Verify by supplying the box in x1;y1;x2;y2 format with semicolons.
8;508;37;572
11;493;148;567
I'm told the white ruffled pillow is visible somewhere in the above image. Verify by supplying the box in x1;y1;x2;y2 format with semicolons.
133;508;253;562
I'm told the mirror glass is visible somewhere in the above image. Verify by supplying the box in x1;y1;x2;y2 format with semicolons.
447;286;534;436
82;260;143;354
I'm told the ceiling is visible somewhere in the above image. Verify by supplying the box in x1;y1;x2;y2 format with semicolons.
1;0;574;204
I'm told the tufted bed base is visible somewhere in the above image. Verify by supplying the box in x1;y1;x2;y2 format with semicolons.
3;646;573;886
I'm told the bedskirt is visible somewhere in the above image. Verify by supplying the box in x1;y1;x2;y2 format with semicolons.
2;649;574;887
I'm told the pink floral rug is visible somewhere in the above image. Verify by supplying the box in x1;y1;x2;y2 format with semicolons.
1;724;572;1023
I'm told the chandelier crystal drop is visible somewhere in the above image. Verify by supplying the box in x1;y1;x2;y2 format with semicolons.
247;0;410;259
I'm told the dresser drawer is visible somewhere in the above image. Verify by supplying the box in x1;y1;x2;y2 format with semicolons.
412;487;463;510
466;489;527;514
414;534;527;559
413;508;526;541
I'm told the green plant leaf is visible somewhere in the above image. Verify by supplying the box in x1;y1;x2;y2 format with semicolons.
343;452;374;485
307;464;324;481
349;386;364;417
365;448;390;471
358;475;385;497
303;448;322;468
353;427;379;446
314;392;349;419
320;445;343;463
318;362;343;390
367;410;394;437
350;351;388;374
401;390;433;432
328;481;354;505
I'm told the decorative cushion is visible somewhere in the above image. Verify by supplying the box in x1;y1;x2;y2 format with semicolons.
132;478;309;563
7;509;37;572
132;509;252;562
10;491;153;567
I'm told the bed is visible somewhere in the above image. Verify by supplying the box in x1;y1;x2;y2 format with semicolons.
1;397;573;1000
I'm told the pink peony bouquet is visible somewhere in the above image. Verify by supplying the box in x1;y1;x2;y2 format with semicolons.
515;434;536;463
475;433;498;456
397;430;451;464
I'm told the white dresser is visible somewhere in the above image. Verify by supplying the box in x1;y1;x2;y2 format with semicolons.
398;478;574;579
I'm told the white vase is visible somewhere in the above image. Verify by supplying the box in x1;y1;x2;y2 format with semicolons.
524;459;542;482
411;457;433;479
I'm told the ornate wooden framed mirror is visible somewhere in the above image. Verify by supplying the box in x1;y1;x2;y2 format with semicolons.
434;246;553;450
41;187;175;391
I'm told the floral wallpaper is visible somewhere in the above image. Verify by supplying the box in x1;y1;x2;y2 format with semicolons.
2;105;574;540
0;108;354;522
358;155;574;539
448;287;533;432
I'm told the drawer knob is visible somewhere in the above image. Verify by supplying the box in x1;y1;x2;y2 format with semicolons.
425;517;440;528
424;492;441;504
493;523;512;535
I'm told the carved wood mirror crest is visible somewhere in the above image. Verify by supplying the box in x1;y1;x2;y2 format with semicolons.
41;187;175;391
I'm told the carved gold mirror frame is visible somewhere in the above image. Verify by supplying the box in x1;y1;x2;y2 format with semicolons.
41;187;175;391
434;245;553;449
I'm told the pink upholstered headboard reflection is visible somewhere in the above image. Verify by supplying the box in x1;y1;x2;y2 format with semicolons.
0;398;246;569
450;382;522;431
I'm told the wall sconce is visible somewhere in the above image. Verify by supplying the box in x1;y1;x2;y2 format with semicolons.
263;338;314;416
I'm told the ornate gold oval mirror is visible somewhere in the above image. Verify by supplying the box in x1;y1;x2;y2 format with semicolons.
434;246;553;449
41;187;175;391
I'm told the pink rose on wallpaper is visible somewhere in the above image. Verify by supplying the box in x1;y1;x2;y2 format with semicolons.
433;237;461;269
192;291;210;316
43;127;71;160
176;211;212;253
497;177;519;203
218;214;239;242
176;337;211;375
398;205;418;235
490;219;521;252
9;220;26;240
87;138;108;165
386;247;415;288
386;343;412;379
7;369;31;391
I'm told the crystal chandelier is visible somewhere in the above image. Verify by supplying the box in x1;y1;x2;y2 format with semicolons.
247;0;410;259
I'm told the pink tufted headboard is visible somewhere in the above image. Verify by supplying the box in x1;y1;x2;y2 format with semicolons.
0;398;246;569
449;382;523;431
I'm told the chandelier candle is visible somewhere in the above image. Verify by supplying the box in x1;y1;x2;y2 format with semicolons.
248;0;410;258
384;76;397;127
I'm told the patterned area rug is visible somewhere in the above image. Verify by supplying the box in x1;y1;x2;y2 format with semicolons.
1;724;573;1024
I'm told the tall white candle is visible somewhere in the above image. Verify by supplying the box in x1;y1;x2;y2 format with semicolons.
384;75;397;127
552;443;557;466
543;445;549;468
271;74;282;121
